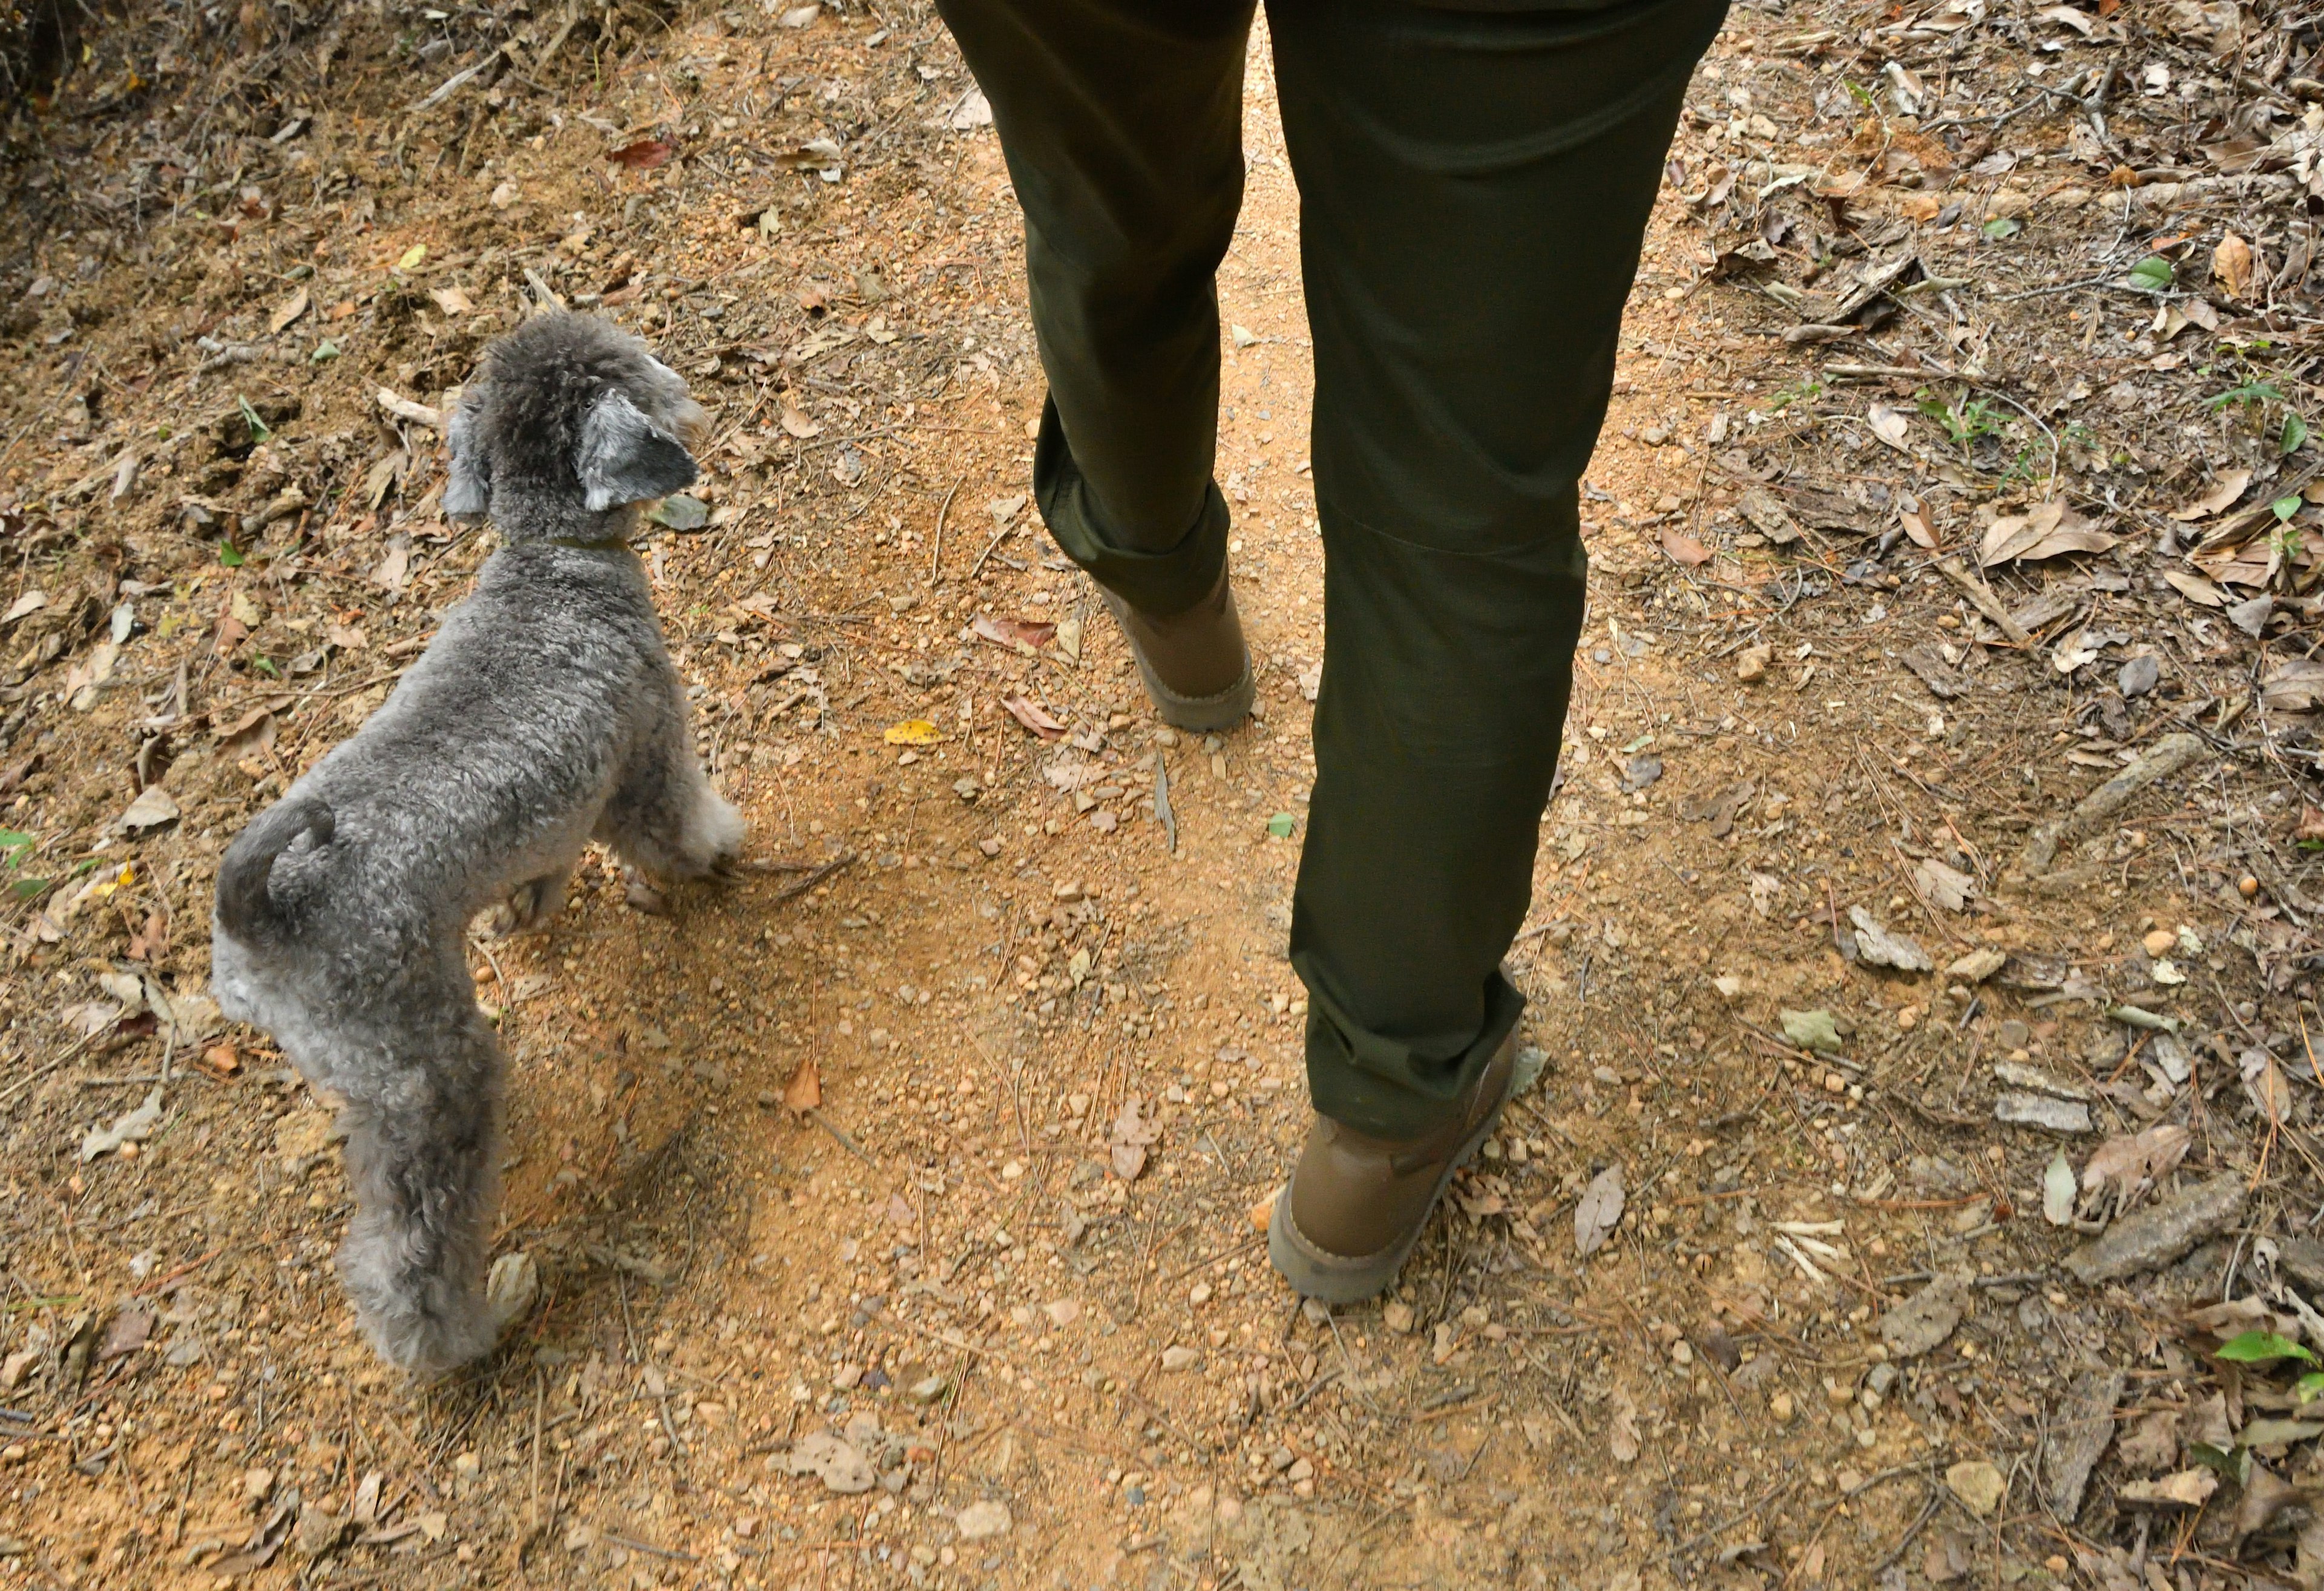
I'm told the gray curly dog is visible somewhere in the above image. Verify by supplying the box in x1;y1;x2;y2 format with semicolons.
211;314;745;1374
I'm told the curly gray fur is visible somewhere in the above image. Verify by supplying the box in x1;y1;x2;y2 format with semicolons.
212;313;743;1375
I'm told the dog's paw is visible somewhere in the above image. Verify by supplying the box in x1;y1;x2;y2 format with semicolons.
622;866;669;916
486;875;562;936
485;1252;539;1338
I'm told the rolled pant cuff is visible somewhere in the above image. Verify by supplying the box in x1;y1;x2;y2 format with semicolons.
1033;395;1230;618
1297;963;1526;1141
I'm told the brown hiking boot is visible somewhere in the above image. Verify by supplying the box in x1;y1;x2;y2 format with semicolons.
1267;1034;1517;1302
1100;563;1254;732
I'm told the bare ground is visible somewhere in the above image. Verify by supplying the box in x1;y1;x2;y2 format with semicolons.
5;2;2324;1589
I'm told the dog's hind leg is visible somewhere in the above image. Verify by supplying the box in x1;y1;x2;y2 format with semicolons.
331;952;511;1375
598;688;744;882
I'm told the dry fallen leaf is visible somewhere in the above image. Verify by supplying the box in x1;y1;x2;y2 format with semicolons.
1867;402;1912;451
1109;1095;1161;1181
1899;505;1937;548
2213;231;2254;298
1001;695;1066;740
1659;527;1712;566
1609;1389;1641;1463
1574;1164;1625;1256
1979;500;2118;566
783;1054;822;1114
973;614;1057;654
2081;1123;2191;1206
2262;658;2324;711
268;287;310;335
610;137;677;170
779;408;822;438
2169;467;2252;521
2162;568;2228;607
882;719;943;746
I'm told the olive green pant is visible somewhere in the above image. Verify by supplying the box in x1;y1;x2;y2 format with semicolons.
937;0;1727;1137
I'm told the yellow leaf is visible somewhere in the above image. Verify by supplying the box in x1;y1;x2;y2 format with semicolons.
395;243;428;273
882;719;943;745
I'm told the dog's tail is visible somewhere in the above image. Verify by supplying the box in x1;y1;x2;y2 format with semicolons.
215;794;337;945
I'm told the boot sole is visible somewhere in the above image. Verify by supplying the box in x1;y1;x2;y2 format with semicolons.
1131;648;1255;733
1267;1066;1516;1305
1101;591;1255;732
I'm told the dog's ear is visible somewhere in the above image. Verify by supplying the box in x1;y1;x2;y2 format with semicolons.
578;389;698;511
442;396;491;522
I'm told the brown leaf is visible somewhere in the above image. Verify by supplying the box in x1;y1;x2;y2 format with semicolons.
610;138;677;169
2262;658;2324;711
783;1054;821;1114
1109;1094;1160;1181
2169;467;2252;521
1608;1389;1641;1463
2119;1469;2217;1509
2080;1123;2191;1204
1574;1164;1624;1256
267;287;310;335
778;408;822;439
2213;231;2254;298
1978;500;2118;566
1899;506;1937;548
1659;527;1712;566
1867;402;1912;451
973;614;1057;654
2162;568;2228;607
1000;695;1066;740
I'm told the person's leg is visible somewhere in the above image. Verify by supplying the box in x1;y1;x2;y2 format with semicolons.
935;0;1262;724
1266;0;1727;1294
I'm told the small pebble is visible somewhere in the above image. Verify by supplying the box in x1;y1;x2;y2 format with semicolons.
1768;1391;1796;1426
2141;928;2175;957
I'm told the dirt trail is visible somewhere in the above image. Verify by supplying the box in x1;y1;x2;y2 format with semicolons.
6;2;2323;1589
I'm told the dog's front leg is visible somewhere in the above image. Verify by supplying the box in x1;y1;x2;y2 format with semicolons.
334;994;515;1375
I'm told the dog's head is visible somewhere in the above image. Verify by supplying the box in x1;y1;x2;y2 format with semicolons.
442;312;706;542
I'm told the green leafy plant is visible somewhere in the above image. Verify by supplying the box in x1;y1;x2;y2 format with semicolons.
2285;412;2309;456
1981;216;2023;240
251;654;281;680
236;395;272;444
2216;1331;2324;1403
217;540;245;568
2125;255;2176;293
1762;376;1822;415
1917;390;2003;456
0;829;44;900
2205;380;2288;413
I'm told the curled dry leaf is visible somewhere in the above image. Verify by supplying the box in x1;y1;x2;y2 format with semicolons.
1109;1095;1161;1181
1608;1389;1641;1463
2213;231;2254;298
1574;1164;1625;1256
1866;402;1912;451
2119;1469;2218;1509
2081;1123;2191;1206
783;1054;822;1114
